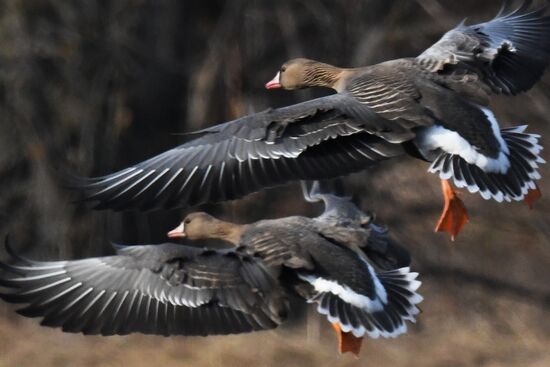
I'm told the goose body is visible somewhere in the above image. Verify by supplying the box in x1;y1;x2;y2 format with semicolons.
268;55;544;202
73;2;549;238
167;211;422;346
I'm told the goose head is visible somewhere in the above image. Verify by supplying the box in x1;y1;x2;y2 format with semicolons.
167;212;218;240
167;212;245;245
265;58;346;91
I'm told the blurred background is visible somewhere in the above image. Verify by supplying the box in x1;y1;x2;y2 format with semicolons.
1;0;550;366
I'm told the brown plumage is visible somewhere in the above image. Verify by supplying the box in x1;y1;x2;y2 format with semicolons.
73;2;548;239
0;190;421;356
166;209;422;355
167;211;249;245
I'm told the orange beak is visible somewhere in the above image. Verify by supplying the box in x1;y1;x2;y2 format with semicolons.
167;222;186;238
265;72;281;89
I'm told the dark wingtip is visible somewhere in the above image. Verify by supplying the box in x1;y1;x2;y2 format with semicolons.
3;236;30;266
0;292;18;303
1;237;26;277
17;304;51;318
0;261;25;277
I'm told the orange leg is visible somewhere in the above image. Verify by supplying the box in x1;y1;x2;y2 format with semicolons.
331;322;363;356
524;184;542;210
434;179;469;241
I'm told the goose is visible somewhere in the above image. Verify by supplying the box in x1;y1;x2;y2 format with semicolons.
166;211;422;355
0;210;422;356
72;2;548;239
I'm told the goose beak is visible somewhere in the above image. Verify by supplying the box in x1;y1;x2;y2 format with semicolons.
167;222;186;238
265;72;281;89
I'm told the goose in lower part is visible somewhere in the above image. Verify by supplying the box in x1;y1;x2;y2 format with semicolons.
0;214;422;356
72;2;547;239
166;212;422;355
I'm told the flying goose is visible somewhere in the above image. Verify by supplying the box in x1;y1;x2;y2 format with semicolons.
0;211;422;356
73;2;548;239
167;211;422;355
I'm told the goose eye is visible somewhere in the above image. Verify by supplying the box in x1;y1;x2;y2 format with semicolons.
184;218;191;224
280;66;287;73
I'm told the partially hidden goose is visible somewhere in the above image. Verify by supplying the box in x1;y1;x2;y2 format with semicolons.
0;210;422;356
73;2;548;239
166;211;422;355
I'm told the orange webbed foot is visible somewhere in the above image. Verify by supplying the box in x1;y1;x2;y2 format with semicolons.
524;185;542;210
331;322;363;356
434;180;469;241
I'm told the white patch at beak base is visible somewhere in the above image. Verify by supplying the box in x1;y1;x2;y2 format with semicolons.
265;72;281;89
167;222;186;238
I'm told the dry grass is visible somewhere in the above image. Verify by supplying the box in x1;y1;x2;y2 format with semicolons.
1;280;549;367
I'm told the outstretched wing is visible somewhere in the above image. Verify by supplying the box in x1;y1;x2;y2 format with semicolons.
418;1;550;95
0;239;286;336
72;93;405;211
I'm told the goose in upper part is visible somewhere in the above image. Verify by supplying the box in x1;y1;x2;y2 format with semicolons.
73;2;548;239
0;214;422;356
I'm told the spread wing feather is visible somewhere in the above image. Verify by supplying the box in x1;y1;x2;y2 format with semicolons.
418;1;550;95
0;240;286;336
72;94;405;211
